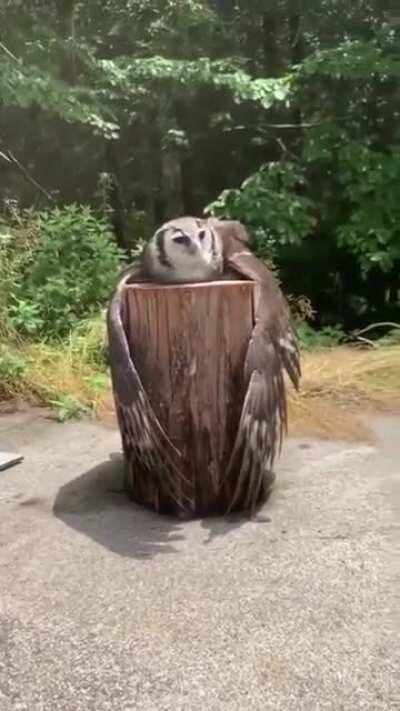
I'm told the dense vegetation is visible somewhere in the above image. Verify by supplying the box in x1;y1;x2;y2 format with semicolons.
0;1;399;416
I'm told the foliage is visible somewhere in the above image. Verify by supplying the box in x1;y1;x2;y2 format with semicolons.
378;326;400;346
0;4;292;140
336;143;400;273
206;161;317;259
0;0;400;426
0;208;40;337
296;322;347;351
0;313;109;416
0;59;119;138
93;55;293;109
10;205;124;338
48;394;91;422
1;0;400;335
0;344;26;396
0;201;116;416
8;299;44;335
67;315;109;368
299;40;400;80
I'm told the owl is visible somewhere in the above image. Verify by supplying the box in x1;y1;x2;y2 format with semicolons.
107;217;300;514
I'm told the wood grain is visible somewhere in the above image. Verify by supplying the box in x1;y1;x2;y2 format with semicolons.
120;280;256;515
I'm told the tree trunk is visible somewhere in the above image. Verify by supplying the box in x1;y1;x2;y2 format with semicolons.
288;0;304;147
262;10;280;76
58;0;77;83
160;147;184;220
118;280;258;516
105;141;130;254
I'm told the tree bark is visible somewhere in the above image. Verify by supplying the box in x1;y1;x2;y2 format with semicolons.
262;10;280;76
159;147;184;220
58;0;77;83
118;280;257;516
105;141;130;254
288;0;304;147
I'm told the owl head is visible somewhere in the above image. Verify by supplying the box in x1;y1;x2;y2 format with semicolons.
145;216;223;282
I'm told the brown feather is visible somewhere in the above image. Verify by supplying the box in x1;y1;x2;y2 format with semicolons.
209;219;301;513
107;268;193;510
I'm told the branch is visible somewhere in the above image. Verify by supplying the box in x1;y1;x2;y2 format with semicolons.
4;150;54;201
352;336;378;349
265;121;329;129
0;150;12;163
264;117;348;130
353;322;400;337
349;321;400;349
274;136;297;160
0;41;19;63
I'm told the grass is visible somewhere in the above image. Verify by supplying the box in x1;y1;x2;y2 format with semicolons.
288;344;400;441
1;317;399;437
0;315;110;421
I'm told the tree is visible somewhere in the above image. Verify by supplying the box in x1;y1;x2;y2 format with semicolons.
0;0;399;327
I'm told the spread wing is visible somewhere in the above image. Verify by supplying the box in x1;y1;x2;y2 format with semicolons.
216;225;301;513
107;267;189;507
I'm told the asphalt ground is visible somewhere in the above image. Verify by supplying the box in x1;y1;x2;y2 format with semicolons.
0;410;399;710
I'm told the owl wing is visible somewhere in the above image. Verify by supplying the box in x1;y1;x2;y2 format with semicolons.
206;217;250;244
221;233;301;513
107;267;189;507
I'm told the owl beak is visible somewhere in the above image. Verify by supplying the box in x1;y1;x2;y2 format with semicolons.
187;241;198;255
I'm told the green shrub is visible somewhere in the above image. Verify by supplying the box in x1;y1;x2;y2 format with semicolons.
48;394;91;422
11;204;125;338
0;345;26;395
336;143;400;274
67;314;108;368
0;211;40;338
297;322;347;351
8;298;44;335
205;161;317;260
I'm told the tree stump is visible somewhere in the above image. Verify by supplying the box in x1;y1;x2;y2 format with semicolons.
117;280;258;516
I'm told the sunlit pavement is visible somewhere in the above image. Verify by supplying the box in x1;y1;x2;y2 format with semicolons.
0;410;399;711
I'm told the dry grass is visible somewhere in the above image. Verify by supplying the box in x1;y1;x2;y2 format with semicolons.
2;319;399;438
98;344;400;441
22;342;109;416
288;345;400;441
0;316;110;419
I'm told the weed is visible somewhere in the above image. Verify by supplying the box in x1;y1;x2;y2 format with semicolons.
296;322;347;350
48;395;91;422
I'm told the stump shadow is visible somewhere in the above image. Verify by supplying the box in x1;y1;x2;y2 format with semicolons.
53;456;186;560
53;455;249;559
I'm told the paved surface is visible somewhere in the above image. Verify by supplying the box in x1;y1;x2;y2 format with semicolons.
0;409;399;711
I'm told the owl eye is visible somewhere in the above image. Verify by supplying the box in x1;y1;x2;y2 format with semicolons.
198;230;206;241
173;234;190;245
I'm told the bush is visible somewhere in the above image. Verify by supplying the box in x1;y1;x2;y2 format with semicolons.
0;344;26;397
205;161;317;260
0;205;122;413
336;142;400;274
0;209;40;338
10;204;125;339
206;135;400;330
297;322;347;351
